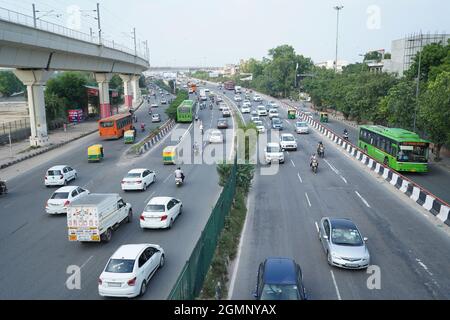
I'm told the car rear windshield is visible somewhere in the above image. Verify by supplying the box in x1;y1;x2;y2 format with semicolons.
331;228;363;246
296;122;307;127
47;170;61;176
126;173;141;178
145;204;165;212
283;136;295;141
51;192;69;199
273;119;281;124
105;259;135;273
261;284;301;300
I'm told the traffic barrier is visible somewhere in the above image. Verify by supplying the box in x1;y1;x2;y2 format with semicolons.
136;119;176;156
284;102;450;227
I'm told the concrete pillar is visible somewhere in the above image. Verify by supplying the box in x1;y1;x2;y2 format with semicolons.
131;75;141;104
13;69;53;147
119;74;133;109
94;73;112;118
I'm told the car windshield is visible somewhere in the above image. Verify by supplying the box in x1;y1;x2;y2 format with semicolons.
397;144;428;163
47;170;61;176
126;173;141;178
267;146;280;152
283;136;295;141
258;107;265;110
260;284;301;300
51;192;69;199
331;227;363;246
273;119;281;124
145;204;165;212
296;122;307;127
105;259;135;273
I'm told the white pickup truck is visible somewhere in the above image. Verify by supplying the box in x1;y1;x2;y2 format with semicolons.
67;193;132;242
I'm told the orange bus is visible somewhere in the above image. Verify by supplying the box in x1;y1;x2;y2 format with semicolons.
98;113;133;139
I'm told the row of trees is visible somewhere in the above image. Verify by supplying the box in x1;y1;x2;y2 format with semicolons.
303;40;450;160
0;71;25;97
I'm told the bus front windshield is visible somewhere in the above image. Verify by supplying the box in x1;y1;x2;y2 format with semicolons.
397;144;428;163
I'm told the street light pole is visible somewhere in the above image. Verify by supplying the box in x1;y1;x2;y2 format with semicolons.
333;5;344;73
32;4;37;28
133;28;137;56
96;3;102;45
413;34;423;133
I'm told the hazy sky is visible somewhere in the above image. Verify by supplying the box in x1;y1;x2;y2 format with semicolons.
1;0;449;66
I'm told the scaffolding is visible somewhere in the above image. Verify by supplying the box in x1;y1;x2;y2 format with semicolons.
403;32;449;74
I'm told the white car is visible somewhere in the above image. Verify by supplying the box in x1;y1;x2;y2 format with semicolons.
257;105;267;116
241;105;251;113
251;110;258;116
45;186;89;214
234;95;242;102
268;109;279;119
219;103;227;111
161;99;167;104
269;101;278;108
295;121;309;134
280;133;298;151
222;107;231;117
121;169;156;191
45;165;77;187
250;116;260;123
151;114;161;122
140;197;183;229
253;95;262;102
253;120;266;133
243;101;252;107
151;103;158;108
209;130;223;143
98;244;165;298
265;142;285;164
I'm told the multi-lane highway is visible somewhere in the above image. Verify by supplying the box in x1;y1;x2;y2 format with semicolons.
0;87;234;299
205;86;450;300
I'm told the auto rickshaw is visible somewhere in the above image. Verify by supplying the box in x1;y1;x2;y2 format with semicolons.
288;108;297;119
163;146;177;165
320;112;329;123
88;144;104;162
124;130;135;144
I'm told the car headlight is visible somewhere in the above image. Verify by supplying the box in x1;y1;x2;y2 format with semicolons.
331;252;340;259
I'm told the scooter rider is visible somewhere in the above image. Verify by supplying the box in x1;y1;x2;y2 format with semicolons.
310;153;318;167
174;167;185;183
317;141;324;155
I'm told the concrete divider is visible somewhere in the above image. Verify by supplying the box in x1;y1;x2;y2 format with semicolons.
137;119;176;155
283;101;450;227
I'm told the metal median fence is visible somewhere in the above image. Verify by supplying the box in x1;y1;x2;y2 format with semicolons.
168;158;237;300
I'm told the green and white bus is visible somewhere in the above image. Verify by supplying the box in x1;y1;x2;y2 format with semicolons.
358;125;430;173
176;100;194;123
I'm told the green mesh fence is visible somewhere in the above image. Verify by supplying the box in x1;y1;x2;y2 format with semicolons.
168;158;237;300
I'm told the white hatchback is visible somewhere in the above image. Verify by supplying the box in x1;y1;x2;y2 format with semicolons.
268;109;279;119
45;186;90;214
98;244;165;298
140;197;183;229
209;130;223;144
257;106;268;116
44;165;77;187
121;169;156;191
241;105;251;113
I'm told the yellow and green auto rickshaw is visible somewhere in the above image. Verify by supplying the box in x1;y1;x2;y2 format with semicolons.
163;145;177;165
88;144;104;162
124;130;135;144
320;112;329;123
288;108;297;119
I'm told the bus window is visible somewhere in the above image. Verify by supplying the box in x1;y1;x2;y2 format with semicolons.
100;121;114;128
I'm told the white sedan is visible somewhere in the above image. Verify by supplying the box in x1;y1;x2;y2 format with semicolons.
140;197;182;229
209;130;223;144
45;186;90;214
98;244;165;298
241;105;251;113
44;165;77;187
121;169;156;191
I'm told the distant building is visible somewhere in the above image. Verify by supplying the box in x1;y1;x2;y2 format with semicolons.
314;60;349;72
386;33;450;76
222;64;239;76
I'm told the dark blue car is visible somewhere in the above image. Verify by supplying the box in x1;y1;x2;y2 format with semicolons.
271;117;283;130
253;257;307;300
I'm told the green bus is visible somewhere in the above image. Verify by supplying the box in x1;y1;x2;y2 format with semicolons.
358;125;430;173
177;100;194;123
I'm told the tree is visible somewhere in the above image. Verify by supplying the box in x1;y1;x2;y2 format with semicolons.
405;41;449;82
45;72;88;110
0;71;25;97
364;51;382;62
419;71;450;160
384;52;391;59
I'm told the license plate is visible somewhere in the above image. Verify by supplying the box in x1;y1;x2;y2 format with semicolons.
108;282;121;287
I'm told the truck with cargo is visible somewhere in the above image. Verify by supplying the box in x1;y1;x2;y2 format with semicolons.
67;193;132;242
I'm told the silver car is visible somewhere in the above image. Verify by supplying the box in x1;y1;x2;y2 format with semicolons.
318;217;370;269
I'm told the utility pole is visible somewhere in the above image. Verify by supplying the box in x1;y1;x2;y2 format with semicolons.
333;5;344;73
413;33;423;133
133;28;137;56
32;4;37;28
96;3;102;45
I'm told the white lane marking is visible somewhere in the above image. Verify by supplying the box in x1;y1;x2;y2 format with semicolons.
144;191;156;204
176;122;193;146
315;221;319;233
415;258;434;277
324;159;340;175
163;174;172;183
3;202;12;208
297;172;303;183
228;188;252;299
340;176;348;184
305;192;311;207
284;119;292;127
330;270;342;300
290;159;296;167
80;255;94;269
355;191;371;208
83;179;94;188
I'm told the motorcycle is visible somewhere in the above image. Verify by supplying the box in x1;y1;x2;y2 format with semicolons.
343;131;349;140
311;159;318;174
0;180;7;195
318;146;325;158
175;176;184;187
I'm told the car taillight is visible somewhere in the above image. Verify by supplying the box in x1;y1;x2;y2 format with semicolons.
46;200;49;207
136;180;142;184
140;214;145;221
60;175;64;179
64;200;70;207
121;180;125;184
45;176;48;180
127;277;136;286
160;215;168;221
98;278;102;285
